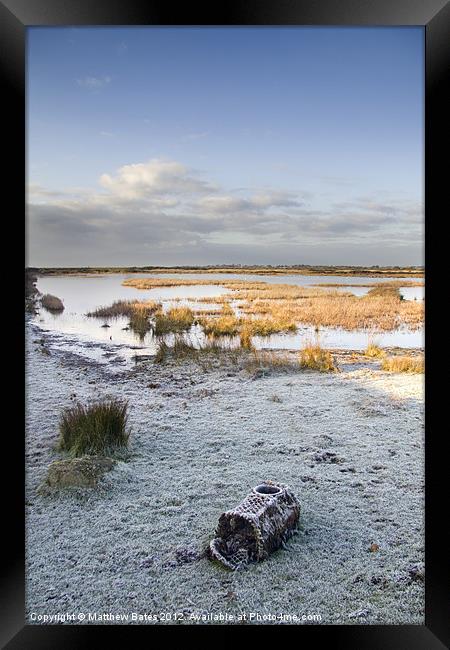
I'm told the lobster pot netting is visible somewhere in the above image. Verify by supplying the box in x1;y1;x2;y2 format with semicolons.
208;480;300;570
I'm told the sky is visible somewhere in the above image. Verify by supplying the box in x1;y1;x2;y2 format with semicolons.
27;27;424;267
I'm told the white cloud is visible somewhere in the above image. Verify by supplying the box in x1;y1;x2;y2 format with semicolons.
26;156;423;266
99;158;216;200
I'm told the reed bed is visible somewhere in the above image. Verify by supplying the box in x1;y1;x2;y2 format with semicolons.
238;317;297;348
153;307;195;335
313;280;424;288
192;307;224;316
123;277;266;290
199;303;240;337
199;303;297;344
381;355;424;373
122;277;424;331
87;300;159;319
231;285;338;301
244;349;300;373
241;294;423;331
366;286;401;299
87;300;160;338
154;336;243;365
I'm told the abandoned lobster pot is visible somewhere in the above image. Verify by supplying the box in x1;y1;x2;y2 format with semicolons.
208;481;300;570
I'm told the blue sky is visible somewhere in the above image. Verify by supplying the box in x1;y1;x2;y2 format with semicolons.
27;27;424;266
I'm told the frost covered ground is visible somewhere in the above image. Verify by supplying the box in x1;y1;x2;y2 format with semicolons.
25;322;424;625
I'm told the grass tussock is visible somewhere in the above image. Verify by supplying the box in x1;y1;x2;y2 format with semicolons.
58;399;129;457
198;304;240;337
299;344;337;372
41;294;64;312
365;343;386;358
154;307;195;335
381;355;424;373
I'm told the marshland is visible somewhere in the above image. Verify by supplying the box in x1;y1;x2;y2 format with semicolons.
30;269;424;364
25;24;426;627
25;266;424;624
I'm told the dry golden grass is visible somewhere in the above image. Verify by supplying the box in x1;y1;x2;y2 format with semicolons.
240;316;297;337
199;300;297;344
123;277;330;298
242;294;423;331
192;307;223;316
244;349;300;374
195;295;233;305
87;299;159;318
313;280;424;288
200;315;241;337
155;336;244;367
123;277;267;291
366;286;401;299
365;344;386;358
122;277;424;331
154;307;194;335
232;284;335;301
239;328;254;350
381;355;424;373
299;344;337;372
220;303;234;316
87;299;160;338
155;338;203;363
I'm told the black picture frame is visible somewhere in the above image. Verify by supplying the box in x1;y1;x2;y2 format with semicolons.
4;0;448;645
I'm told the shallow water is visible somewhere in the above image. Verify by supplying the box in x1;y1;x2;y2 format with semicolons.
32;273;424;363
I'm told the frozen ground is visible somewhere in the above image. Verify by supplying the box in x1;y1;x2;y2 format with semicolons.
25;322;424;625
